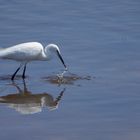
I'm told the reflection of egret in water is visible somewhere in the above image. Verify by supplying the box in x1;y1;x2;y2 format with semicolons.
0;80;65;115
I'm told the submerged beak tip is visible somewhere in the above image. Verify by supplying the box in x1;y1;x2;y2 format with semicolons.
64;65;68;70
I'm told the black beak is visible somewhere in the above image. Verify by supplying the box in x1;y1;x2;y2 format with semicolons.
57;50;67;69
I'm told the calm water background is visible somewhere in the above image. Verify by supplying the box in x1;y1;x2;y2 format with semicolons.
0;0;140;140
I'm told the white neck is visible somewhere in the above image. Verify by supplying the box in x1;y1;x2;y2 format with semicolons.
41;44;57;61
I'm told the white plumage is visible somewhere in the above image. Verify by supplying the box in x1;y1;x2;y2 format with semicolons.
0;42;67;80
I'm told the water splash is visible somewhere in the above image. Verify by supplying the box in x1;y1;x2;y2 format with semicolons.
56;68;68;82
43;69;92;85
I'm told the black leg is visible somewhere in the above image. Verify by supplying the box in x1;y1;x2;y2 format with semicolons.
22;64;27;79
11;66;21;81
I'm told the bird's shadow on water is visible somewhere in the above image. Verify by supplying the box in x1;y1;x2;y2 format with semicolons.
0;79;65;115
0;72;93;114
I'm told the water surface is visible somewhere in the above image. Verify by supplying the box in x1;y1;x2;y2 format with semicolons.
0;0;140;140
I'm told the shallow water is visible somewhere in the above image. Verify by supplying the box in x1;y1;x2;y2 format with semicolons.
0;0;140;140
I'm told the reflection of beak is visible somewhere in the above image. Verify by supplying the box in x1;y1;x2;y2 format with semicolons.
57;50;67;69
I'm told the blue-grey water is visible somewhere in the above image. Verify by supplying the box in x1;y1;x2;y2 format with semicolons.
0;0;140;140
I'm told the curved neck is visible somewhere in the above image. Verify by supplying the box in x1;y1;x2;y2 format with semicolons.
42;45;52;61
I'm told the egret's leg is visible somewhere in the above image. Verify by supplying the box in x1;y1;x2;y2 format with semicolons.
11;65;22;80
22;64;27;79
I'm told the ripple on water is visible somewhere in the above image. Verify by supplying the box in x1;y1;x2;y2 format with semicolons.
0;75;28;81
42;72;92;85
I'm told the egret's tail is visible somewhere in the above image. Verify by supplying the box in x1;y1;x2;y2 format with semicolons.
0;48;7;59
0;48;5;51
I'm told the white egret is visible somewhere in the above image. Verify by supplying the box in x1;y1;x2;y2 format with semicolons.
0;42;67;80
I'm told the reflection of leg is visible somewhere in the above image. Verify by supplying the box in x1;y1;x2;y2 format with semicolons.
22;78;28;93
11;80;23;93
11;65;22;81
22;64;27;79
55;88;66;102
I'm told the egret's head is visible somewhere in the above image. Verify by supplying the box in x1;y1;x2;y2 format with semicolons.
46;44;67;69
